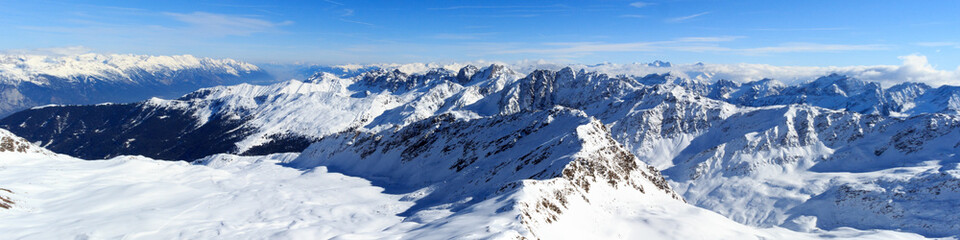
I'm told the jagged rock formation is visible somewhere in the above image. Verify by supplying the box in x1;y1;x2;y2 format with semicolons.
291;107;682;238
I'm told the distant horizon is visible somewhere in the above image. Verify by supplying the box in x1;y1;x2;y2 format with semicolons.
2;0;960;67
1;46;957;69
3;48;959;87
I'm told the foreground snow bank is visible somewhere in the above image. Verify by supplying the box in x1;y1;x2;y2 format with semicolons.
0;151;933;240
0;153;415;239
0;123;936;239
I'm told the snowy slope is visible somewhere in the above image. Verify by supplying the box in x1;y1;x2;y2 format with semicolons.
290;107;925;239
0;128;50;155
656;106;960;237
0;154;416;239
0;53;270;116
486;69;960;237
453;67;960;237
0;125;930;239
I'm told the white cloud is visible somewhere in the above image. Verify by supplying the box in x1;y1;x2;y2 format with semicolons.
339;18;375;26
666;12;710;23
620;14;647;18
1;46;93;56
321;0;343;6
164;12;293;37
915;42;960;48
629;2;649;8
877;54;960;86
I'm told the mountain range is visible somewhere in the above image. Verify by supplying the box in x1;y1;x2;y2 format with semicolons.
1;59;958;239
0;53;271;116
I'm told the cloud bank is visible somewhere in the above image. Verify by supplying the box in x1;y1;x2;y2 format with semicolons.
0;46;93;56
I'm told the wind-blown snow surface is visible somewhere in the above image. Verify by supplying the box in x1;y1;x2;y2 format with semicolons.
0;53;270;116
0;124;928;239
0;153;415;239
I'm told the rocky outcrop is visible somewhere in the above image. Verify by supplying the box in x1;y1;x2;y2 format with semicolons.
291;107;682;238
0;188;12;209
0;128;47;154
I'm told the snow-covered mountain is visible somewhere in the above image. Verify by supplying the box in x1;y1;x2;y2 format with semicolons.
0;64;523;160
0;120;928;239
0;53;271;116
709;73;960;116
1;64;959;238
292;107;684;238
256;63;380;82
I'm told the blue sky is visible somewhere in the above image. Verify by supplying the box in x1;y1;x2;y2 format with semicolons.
1;0;959;67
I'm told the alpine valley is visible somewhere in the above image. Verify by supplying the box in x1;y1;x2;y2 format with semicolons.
1;57;958;239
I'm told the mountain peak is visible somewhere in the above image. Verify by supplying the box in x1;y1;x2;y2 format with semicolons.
290;107;682;236
648;60;672;67
456;65;479;83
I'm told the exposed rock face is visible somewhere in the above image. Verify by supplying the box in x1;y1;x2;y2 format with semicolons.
0;188;12;209
0;128;47;154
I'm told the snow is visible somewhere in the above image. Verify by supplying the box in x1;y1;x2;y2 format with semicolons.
0;126;939;239
123;64;523;153
0;152;418;239
3;63;960;239
534;181;924;240
0;53;259;85
143;76;407;152
332;57;960;88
